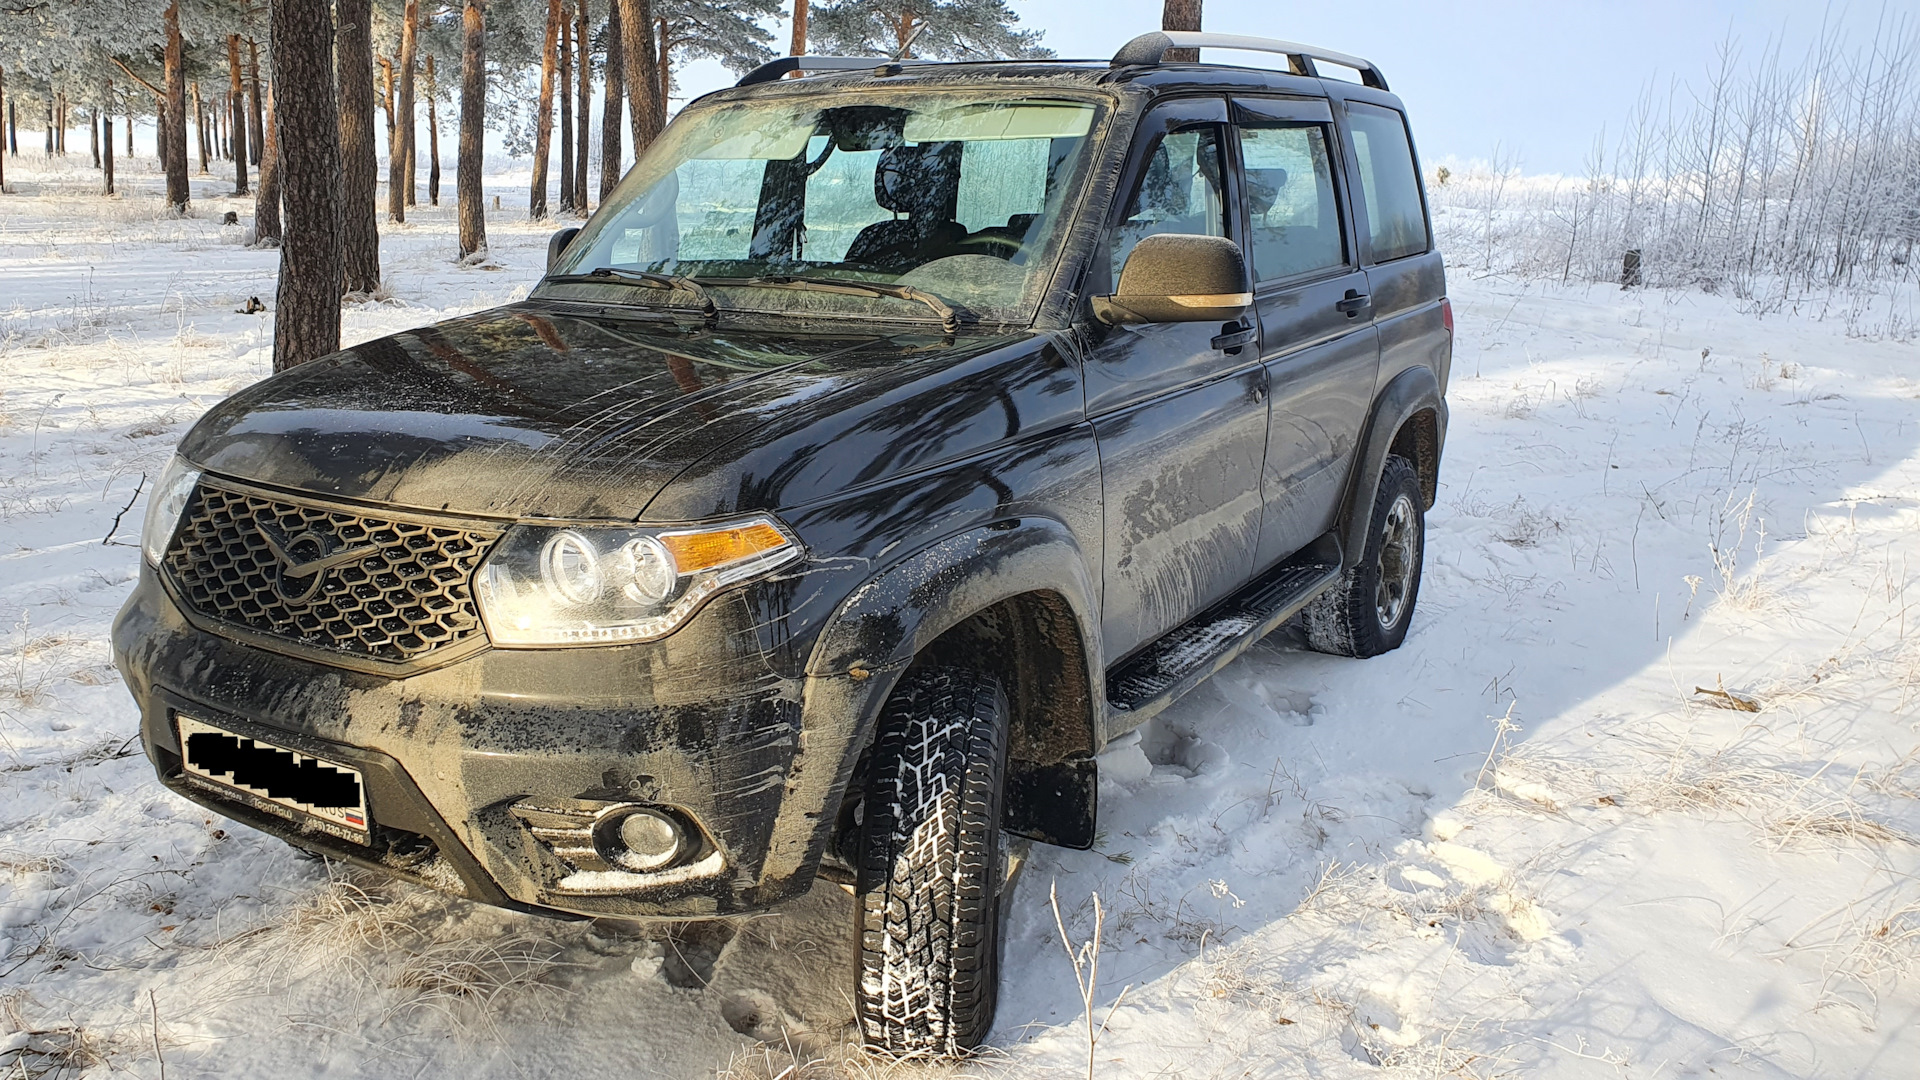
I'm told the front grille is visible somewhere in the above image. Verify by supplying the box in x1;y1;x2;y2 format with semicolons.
163;481;501;666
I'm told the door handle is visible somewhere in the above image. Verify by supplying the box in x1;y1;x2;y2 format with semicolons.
1211;321;1257;353
1335;290;1372;318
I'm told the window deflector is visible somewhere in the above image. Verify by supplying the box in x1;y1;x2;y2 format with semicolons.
1093;96;1230;298
1231;96;1356;293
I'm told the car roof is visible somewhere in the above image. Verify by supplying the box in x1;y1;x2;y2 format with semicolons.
717;31;1399;106
700;61;1404;111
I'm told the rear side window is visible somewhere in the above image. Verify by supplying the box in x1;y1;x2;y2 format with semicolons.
1109;127;1227;281
1345;103;1428;263
1239;124;1345;281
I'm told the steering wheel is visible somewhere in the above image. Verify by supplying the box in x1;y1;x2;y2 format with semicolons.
957;235;1024;260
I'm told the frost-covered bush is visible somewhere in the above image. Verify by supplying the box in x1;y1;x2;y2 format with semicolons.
1431;27;1920;338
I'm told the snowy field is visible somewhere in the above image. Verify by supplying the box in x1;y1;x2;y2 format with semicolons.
3;156;1919;1079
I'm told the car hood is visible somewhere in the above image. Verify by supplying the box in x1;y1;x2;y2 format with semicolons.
180;304;962;521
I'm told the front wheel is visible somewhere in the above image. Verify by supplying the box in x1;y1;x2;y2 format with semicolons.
1304;454;1426;657
855;666;1009;1056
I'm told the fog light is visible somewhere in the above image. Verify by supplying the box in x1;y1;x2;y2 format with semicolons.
597;807;684;872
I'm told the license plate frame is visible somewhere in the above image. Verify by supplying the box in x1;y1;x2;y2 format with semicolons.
176;714;371;843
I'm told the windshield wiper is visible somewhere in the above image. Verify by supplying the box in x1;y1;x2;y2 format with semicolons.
546;267;718;319
692;275;962;334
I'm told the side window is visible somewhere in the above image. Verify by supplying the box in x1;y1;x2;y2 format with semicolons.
1108;126;1226;281
1239;124;1345;281
1345;102;1429;263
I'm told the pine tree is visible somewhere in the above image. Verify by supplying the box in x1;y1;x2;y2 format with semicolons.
599;0;624;200
656;0;781;93
387;0;419;223
457;0;488;258
337;0;382;294
572;0;589;212
226;34;250;195
270;0;344;369
1161;0;1200;62
808;0;1049;60
530;0;560;219
616;0;663;155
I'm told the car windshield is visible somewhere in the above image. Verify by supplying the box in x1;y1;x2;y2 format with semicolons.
542;90;1105;327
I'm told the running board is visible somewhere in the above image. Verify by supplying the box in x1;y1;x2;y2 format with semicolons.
1105;558;1341;727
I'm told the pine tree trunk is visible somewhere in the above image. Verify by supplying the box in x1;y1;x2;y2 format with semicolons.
336;0;381;295
193;83;210;174
425;54;441;206
269;0;343;371
0;69;7;194
618;0;663;158
389;0;418;222
457;0;487;257
600;0;624;200
102;90;114;195
91;110;100;168
530;0;560;221
10;98;19;156
558;14;575;213
256;80;282;244
163;0;189;212
247;38;265;166
227;36;250;195
790;0;807;66
656;17;669;115
573;0;590;212
1161;0;1202;62
378;58;395;148
56;92;65;153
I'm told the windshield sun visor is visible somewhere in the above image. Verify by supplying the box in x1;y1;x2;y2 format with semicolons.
902;101;1095;143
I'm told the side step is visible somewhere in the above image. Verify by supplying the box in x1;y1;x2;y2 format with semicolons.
1105;558;1341;727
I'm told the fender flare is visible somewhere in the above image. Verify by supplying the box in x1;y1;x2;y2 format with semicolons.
805;516;1103;684
1337;365;1449;567
756;519;1106;893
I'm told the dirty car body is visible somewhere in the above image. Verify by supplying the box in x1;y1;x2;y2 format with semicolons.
114;31;1452;1041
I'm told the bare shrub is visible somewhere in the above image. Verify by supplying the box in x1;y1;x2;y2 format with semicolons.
1430;21;1920;338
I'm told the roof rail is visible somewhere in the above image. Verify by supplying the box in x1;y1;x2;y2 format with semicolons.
737;55;928;86
1110;31;1388;91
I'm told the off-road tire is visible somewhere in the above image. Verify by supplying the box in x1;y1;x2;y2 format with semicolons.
1304;454;1425;657
855;666;1009;1056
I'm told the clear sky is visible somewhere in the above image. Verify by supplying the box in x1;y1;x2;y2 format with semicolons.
672;0;1917;175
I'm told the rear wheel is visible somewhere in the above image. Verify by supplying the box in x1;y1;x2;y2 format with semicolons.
1304;454;1425;657
855;666;1009;1056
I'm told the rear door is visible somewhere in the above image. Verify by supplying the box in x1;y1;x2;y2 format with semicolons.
1231;95;1380;568
1084;97;1269;660
1336;95;1450;400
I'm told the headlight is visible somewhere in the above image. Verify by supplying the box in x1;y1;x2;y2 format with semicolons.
474;516;803;646
141;457;202;566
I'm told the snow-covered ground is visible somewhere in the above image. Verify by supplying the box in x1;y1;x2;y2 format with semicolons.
3;155;1918;1079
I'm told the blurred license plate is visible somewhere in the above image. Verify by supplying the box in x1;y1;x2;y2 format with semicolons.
176;715;370;841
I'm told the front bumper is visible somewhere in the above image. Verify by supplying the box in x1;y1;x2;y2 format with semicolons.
112;566;849;920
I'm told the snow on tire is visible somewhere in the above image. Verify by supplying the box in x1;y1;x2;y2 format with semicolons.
856;666;1008;1056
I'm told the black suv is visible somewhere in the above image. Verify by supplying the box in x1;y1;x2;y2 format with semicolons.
114;30;1450;1054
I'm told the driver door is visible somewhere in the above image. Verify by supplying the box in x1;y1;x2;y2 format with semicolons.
1084;98;1269;661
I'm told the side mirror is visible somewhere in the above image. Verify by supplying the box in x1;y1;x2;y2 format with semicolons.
1092;234;1252;324
547;226;581;273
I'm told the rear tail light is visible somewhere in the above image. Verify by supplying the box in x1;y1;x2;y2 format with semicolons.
1441;298;1454;335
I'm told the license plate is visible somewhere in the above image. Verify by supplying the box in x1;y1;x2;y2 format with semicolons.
176;715;370;842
